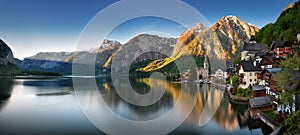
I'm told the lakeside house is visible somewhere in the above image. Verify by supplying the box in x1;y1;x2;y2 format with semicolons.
251;85;267;97
249;85;273;118
238;60;261;89
249;96;273;112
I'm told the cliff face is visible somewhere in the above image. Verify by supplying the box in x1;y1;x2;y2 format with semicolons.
140;16;259;72
0;39;15;65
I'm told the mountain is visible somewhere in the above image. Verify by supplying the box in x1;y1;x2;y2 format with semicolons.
28;52;73;62
103;34;177;72
66;40;121;67
140;16;259;72
0;40;15;65
17;52;73;74
16;40;122;74
0;39;18;73
256;1;300;45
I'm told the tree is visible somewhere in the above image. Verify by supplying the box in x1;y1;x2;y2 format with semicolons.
230;75;239;86
282;110;300;135
274;57;300;104
233;53;241;65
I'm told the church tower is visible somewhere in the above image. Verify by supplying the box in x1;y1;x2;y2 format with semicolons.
203;55;209;79
204;55;208;70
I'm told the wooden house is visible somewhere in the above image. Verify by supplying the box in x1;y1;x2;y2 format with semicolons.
251;85;267;97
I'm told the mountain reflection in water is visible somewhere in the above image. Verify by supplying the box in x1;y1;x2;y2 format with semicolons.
0;77;273;134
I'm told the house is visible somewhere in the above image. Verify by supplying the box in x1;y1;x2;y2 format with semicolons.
258;68;283;112
257;68;300;114
241;43;269;61
238;61;262;88
249;85;273;118
214;68;228;79
258;68;281;92
249;96;273;112
259;56;281;69
251;85;267;97
271;41;293;58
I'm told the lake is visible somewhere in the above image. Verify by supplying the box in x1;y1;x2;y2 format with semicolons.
0;77;273;135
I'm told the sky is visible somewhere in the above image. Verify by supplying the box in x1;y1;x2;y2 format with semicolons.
0;0;296;59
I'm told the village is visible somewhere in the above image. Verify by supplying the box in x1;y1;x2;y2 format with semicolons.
177;33;300;133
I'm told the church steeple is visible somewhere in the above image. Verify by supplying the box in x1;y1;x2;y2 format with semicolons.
204;54;208;70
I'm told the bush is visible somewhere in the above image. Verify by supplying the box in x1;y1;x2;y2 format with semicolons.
230;75;239;86
282;110;300;135
236;87;251;97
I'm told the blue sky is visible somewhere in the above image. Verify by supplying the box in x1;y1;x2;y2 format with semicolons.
0;0;296;59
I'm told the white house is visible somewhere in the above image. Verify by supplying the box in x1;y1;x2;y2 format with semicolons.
238;60;262;89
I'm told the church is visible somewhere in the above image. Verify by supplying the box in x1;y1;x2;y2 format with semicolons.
197;55;209;80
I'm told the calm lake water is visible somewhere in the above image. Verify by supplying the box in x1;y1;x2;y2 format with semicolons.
0;77;273;135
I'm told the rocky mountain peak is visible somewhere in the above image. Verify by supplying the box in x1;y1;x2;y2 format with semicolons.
100;39;121;49
212;15;259;40
0;39;16;65
140;16;260;72
103;34;177;69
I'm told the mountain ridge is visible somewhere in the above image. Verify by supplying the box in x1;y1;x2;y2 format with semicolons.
139;15;259;72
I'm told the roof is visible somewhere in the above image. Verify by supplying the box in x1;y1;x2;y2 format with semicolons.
243;43;269;52
249;96;272;108
266;68;282;73
271;41;292;49
240;61;262;72
252;85;266;91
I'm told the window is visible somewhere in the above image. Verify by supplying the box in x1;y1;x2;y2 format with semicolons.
250;73;252;76
254;79;256;82
250;79;252;82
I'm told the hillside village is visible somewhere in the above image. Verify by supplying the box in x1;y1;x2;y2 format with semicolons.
225;33;300;132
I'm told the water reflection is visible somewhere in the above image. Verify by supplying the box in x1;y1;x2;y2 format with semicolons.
21;78;73;87
0;77;14;100
96;78;231;129
0;77;272;134
0;78;101;135
94;78;272;134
